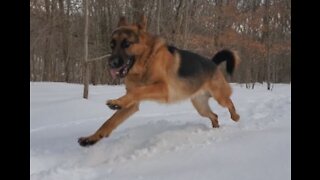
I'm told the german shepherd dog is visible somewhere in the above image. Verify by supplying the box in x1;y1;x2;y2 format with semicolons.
78;16;240;147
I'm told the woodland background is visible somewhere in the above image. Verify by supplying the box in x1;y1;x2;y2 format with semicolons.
30;0;291;89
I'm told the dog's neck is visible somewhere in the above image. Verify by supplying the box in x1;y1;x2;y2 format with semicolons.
145;35;166;61
135;34;166;68
125;35;166;84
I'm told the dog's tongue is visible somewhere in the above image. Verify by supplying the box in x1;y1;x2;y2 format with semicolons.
109;63;129;79
110;69;118;79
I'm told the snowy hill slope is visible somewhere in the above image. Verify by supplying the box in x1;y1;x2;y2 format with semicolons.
30;82;291;180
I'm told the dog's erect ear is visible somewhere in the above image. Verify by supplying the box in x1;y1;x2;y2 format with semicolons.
117;16;128;27
137;15;147;31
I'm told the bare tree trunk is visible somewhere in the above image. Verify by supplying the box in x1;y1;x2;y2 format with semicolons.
59;0;71;82
214;0;223;49
43;0;52;81
30;51;34;80
106;0;112;35
83;0;90;99
174;0;184;44
156;0;161;34
182;0;189;49
264;1;272;90
146;0;155;31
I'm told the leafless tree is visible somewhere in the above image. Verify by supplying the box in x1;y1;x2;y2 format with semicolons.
83;0;89;99
30;0;291;90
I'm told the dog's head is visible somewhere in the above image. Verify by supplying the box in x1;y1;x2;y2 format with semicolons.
108;16;148;79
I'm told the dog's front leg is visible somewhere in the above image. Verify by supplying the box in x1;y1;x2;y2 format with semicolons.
78;103;139;147
106;82;168;110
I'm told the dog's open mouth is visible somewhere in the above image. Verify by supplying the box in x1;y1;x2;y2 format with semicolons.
109;57;134;79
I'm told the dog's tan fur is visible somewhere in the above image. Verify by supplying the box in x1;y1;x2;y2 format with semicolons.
78;16;240;146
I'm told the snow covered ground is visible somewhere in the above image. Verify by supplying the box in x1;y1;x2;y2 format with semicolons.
30;82;291;180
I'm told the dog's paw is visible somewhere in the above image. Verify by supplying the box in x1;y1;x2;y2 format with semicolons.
106;100;122;110
211;119;220;128
231;114;240;122
78;137;98;147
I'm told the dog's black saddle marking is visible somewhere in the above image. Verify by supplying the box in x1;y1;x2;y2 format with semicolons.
167;45;216;78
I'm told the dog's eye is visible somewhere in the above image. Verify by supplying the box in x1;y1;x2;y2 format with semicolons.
121;40;131;48
110;40;115;49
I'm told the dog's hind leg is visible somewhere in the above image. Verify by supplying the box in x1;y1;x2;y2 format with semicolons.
208;82;240;122
225;98;240;121
191;93;220;128
78;103;139;147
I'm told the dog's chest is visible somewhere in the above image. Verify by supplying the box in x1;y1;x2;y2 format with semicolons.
125;69;153;89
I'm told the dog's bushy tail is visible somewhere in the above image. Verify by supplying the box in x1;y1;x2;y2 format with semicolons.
212;49;240;76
